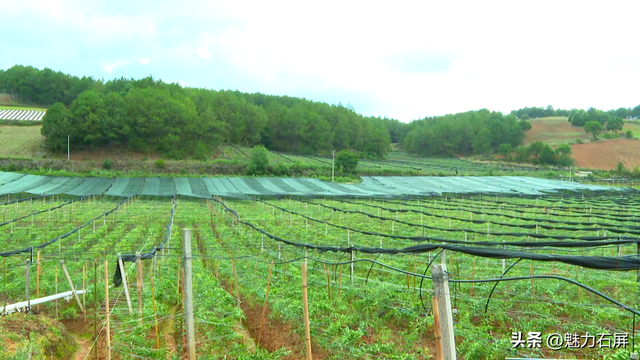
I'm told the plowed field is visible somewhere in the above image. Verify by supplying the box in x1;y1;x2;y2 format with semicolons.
571;139;640;170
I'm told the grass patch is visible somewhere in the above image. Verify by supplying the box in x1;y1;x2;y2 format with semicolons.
0;105;48;111
0;125;45;157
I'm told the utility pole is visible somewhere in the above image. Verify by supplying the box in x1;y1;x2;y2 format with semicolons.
67;135;70;161
431;265;456;360
569;164;572;182
183;229;196;359
332;150;336;183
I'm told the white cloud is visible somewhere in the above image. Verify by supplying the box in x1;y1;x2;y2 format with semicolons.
3;0;640;121
196;47;211;59
101;60;129;74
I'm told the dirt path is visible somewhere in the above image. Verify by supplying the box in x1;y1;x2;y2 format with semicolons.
73;335;91;360
162;305;178;356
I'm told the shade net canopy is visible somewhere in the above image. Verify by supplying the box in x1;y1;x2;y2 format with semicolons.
0;172;631;199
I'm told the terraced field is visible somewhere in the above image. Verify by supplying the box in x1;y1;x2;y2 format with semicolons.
0;188;638;359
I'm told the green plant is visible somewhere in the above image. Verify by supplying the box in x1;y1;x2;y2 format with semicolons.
155;159;165;169
248;145;270;175
102;158;113;170
336;150;359;173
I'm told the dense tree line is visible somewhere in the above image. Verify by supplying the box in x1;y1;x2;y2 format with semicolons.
4;65;639;161
2;65;390;159
0;65;98;105
510;142;573;167
510;105;571;119
567;108;627;131
510;105;640;123
402;109;531;157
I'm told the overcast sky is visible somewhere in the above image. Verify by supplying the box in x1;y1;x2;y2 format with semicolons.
1;0;639;121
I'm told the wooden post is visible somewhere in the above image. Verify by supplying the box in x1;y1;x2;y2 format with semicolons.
431;265;456;360
36;251;41;311
325;266;332;300
82;262;86;321
94;259;98;360
2;258;5;314
55;266;59;318
61;260;85;315
258;260;274;343
25;259;31;312
150;266;160;350
301;262;313;360
183;229;197;360
136;253;143;325
104;260;111;360
230;255;240;307
470;259;475;297
432;296;443;360
530;261;535;302
117;256;133;314
338;264;342;299
350;250;354;286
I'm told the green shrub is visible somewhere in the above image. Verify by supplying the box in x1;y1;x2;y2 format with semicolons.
155;159;166;169
248;146;270;175
336;150;359;173
102;159;113;170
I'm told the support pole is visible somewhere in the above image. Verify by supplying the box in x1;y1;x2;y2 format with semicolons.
61;260;85;315
136;252;143;325
432;296;443;360
258;260;274;343
36;251;41;311
150;267;160;350
350;250;354;286
25;260;31;312
117;256;133;314
302;262;313;360
104;260;111;360
94;259;98;360
183;229;197;360
82;262;86;321
55;266;58;318
431;265;456;360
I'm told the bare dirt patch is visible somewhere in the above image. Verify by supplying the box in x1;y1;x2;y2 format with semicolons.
219;279;327;359
525;117;589;145
0;93;12;104
571;139;640;170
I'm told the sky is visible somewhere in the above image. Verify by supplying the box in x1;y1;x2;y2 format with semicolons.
1;0;639;122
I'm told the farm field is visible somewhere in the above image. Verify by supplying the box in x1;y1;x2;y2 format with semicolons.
0;105;48;112
571;139;640;170
0;108;46;121
228;145;549;177
0;125;45;157
0;189;638;359
524;117;589;145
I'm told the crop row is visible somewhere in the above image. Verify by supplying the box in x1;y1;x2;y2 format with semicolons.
0;109;45;121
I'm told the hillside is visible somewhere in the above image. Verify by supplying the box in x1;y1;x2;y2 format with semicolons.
524;117;590;145
521;117;640;170
571;139;640;170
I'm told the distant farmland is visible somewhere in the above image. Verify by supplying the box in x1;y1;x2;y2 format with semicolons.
0;108;46;121
571;139;640;170
0;126;45;157
524;117;590;145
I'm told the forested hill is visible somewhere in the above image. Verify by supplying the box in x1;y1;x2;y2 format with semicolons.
7;65;636;161
0;65;392;159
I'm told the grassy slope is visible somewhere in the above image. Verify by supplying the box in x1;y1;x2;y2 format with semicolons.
0;125;46;157
0;105;48;111
0;125;551;178
524;117;590;145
